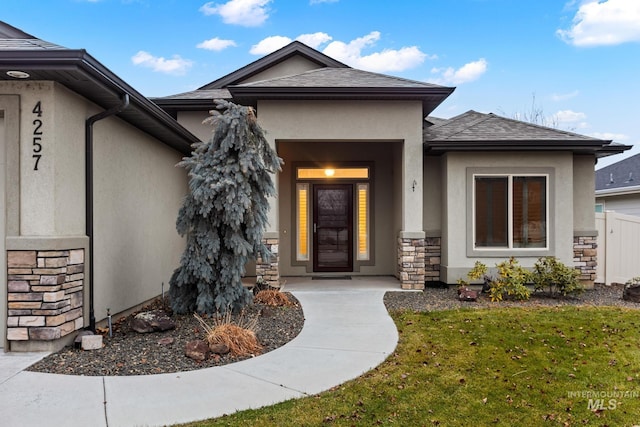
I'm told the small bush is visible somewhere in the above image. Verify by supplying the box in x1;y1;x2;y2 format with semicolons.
626;276;640;287
254;289;292;306
488;257;531;302
457;261;488;287
194;312;262;357
531;256;583;297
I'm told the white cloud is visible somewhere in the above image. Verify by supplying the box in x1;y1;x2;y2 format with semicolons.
196;37;237;51
249;31;431;73
430;58;488;85
551;90;580;101
131;51;193;75
557;0;640;46
250;32;333;54
200;0;271;27
250;36;293;54
554;109;587;123
591;132;630;141
322;31;430;72
297;32;333;49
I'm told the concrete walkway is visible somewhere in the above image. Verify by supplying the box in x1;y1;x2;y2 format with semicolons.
0;277;400;427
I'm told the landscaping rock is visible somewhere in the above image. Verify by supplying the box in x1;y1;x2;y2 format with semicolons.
130;310;175;333
209;343;230;354
81;334;103;350
185;340;210;361
74;330;95;349
623;285;640;303
157;337;175;346
458;287;479;302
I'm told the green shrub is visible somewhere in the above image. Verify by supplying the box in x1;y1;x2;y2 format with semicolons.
531;256;583;297
488;257;531;302
457;261;488;287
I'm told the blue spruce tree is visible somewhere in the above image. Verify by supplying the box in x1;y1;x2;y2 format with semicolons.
169;100;282;314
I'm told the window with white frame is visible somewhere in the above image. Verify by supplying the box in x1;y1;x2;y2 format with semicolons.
474;174;548;249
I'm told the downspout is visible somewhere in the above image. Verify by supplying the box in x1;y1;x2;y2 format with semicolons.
85;94;130;332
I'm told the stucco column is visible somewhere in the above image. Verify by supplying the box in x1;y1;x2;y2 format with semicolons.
402;136;424;232
397;135;425;289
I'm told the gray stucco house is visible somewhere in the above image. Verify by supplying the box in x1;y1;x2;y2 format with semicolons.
0;21;629;351
596;153;640;216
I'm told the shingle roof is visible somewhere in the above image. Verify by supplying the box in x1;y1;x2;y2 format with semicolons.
153;89;232;100
424;110;626;156
236;67;446;89
425;110;601;142
596;153;640;191
0;21;66;50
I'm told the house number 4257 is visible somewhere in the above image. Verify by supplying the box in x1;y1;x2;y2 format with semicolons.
32;101;43;171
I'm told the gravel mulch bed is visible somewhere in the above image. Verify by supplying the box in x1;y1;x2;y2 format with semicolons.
27;293;303;377
27;284;638;377
384;282;640;313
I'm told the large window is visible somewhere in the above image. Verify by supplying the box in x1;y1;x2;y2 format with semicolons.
474;175;547;249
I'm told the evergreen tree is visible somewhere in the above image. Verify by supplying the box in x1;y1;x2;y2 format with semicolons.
169;100;282;314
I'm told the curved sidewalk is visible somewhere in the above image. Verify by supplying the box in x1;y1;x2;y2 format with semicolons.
0;277;400;427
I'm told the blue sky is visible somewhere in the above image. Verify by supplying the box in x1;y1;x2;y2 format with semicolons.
3;0;639;167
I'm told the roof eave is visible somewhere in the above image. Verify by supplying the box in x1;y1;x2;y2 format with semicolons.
0;49;199;153
424;139;611;154
228;85;455;115
596;184;640;197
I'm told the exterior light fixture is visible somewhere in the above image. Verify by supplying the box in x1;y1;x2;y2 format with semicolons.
324;168;335;177
6;70;30;79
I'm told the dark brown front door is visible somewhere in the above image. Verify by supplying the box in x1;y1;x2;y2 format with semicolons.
313;184;353;272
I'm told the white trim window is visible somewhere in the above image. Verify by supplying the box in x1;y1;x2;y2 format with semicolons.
474;174;548;249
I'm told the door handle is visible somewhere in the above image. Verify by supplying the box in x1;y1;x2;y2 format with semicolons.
314;223;317;233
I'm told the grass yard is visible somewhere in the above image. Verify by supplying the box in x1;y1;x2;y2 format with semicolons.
186;306;640;426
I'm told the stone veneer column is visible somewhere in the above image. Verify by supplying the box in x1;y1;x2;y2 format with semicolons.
397;236;426;290
424;237;441;283
256;237;279;288
574;235;597;287
6;249;84;343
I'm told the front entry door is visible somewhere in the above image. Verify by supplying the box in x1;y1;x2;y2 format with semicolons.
313;184;353;272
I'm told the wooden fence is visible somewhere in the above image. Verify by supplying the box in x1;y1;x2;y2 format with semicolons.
595;211;640;285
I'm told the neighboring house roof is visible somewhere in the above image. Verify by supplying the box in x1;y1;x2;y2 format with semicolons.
424;110;630;157
596;153;640;195
154;41;455;118
0;21;198;153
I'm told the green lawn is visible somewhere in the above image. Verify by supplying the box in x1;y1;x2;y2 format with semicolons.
186;306;640;426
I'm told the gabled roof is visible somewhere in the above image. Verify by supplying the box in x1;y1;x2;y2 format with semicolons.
156;41;455;117
596;153;640;192
0;21;198;152
199;41;349;90
424;110;630;157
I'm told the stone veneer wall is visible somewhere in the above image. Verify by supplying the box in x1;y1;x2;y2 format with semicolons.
256;237;280;287
7;249;84;342
424;237;441;283
397;237;425;290
574;235;597;286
